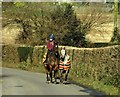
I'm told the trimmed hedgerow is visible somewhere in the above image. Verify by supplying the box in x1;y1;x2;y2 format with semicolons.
68;45;120;88
2;45;19;63
2;44;120;88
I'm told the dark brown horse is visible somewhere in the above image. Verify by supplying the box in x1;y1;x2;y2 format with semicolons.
44;42;59;84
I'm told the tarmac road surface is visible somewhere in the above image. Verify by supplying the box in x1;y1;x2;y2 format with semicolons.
0;67;103;96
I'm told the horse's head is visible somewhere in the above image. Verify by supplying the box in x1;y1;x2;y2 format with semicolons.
61;47;66;58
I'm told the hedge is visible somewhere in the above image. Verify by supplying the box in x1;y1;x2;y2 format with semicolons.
2;45;19;63
67;46;120;87
2;44;120;87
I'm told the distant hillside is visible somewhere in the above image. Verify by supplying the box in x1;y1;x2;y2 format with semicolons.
86;22;114;43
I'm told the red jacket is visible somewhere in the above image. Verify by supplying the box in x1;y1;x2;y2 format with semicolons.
47;41;54;50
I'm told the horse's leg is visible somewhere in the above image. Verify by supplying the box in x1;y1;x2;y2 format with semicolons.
46;72;50;84
53;70;56;83
54;70;58;84
50;71;53;83
46;72;49;81
45;68;49;83
49;65;53;83
44;64;50;83
60;70;63;83
54;65;59;84
65;69;70;81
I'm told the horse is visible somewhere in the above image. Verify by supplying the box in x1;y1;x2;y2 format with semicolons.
59;48;71;84
44;41;60;84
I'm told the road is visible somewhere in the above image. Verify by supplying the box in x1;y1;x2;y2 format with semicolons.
0;67;103;96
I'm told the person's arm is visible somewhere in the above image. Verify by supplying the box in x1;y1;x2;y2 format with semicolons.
46;41;49;50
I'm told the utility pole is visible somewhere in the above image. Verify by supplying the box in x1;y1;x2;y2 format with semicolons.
114;0;118;31
111;0;119;42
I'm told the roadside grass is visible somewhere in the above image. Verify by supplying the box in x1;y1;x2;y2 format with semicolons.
2;62;119;96
69;76;119;95
2;62;45;73
2;62;18;69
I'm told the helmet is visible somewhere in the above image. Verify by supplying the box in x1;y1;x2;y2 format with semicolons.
49;34;55;41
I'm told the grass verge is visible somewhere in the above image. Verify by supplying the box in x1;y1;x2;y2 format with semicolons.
69;76;119;96
2;62;45;73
